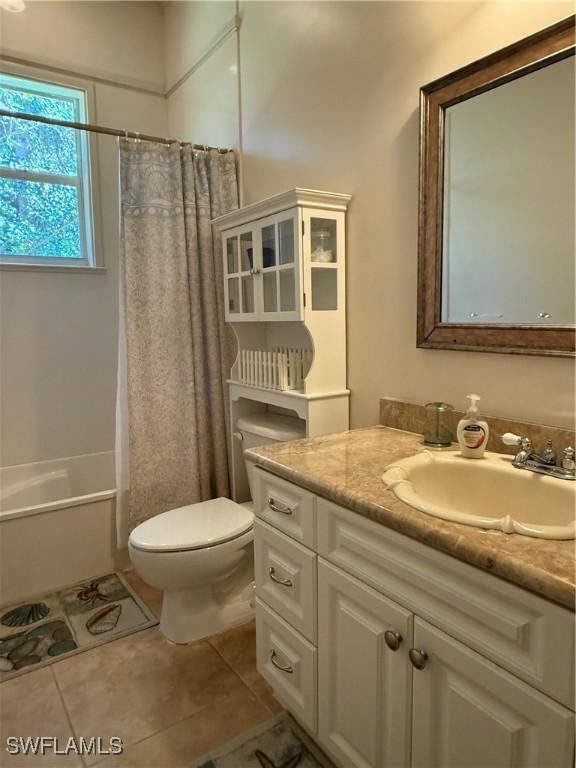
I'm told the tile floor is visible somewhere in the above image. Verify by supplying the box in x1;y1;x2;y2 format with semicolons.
0;572;282;768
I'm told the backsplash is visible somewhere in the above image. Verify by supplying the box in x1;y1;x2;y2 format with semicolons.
379;398;576;455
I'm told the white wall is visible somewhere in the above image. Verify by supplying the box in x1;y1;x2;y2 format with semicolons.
1;1;165;92
0;1;167;467
165;1;238;149
163;0;575;429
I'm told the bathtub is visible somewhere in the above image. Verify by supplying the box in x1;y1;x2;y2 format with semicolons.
0;452;127;606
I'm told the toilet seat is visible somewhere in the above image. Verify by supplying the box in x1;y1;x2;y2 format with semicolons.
129;497;254;553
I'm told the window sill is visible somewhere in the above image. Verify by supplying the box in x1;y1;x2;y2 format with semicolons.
0;263;107;274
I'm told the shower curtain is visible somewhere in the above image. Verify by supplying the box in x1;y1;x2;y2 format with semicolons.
116;139;238;545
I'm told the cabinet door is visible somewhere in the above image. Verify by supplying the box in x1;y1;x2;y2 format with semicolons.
258;211;303;321
411;618;575;768
318;560;413;768
302;211;344;314
223;227;259;321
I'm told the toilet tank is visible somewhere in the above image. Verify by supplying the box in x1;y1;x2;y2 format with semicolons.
236;413;306;496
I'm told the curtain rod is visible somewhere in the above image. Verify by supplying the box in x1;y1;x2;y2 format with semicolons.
0;109;234;153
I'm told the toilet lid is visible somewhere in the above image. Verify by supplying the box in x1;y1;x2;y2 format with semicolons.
129;497;254;553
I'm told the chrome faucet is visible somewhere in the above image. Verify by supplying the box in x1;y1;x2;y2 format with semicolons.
502;433;575;481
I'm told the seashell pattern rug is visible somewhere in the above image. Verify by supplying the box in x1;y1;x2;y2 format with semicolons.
0;572;157;681
194;714;331;768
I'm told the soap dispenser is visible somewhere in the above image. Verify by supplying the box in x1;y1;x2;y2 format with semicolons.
457;394;489;458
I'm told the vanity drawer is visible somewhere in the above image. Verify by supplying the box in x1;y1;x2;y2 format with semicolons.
317;498;575;710
253;467;316;547
255;519;317;642
256;597;317;734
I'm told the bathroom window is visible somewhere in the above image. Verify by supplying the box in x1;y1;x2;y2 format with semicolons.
0;70;99;268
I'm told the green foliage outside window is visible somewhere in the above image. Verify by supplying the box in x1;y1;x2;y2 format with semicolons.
0;75;88;261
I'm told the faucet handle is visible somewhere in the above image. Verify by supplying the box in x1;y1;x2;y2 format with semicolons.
502;433;532;461
541;440;556;465
561;447;575;471
502;432;523;446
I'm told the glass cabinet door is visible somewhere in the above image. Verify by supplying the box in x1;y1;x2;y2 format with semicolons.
259;213;300;319
224;229;257;320
309;215;339;311
224;211;303;322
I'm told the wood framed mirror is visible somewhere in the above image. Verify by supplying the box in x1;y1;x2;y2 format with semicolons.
418;16;575;357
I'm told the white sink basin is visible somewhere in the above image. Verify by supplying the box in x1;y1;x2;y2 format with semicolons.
382;450;575;539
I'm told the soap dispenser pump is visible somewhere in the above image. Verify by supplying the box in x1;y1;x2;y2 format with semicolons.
457;394;489;458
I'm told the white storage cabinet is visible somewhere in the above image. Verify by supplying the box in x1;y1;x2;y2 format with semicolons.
212;190;352;503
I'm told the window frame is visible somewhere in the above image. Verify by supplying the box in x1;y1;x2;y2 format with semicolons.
0;63;103;271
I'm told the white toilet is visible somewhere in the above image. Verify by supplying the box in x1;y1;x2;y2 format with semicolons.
128;413;305;644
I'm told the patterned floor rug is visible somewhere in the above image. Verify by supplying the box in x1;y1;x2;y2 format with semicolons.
0;572;158;681
195;714;332;768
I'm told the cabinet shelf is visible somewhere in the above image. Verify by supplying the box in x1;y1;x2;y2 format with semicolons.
229;380;349;402
228;380;350;426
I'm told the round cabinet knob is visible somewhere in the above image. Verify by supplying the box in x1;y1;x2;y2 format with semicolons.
409;648;428;670
384;630;402;651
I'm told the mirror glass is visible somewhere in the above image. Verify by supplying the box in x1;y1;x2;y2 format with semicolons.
441;56;575;326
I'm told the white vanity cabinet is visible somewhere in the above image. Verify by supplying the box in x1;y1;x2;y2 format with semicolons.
252;467;576;768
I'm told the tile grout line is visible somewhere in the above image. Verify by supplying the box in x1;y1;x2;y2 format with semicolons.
50;664;89;768
250;683;283;716
207;638;260;700
207;636;278;716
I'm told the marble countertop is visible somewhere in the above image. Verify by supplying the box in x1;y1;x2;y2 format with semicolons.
245;426;576;610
